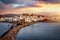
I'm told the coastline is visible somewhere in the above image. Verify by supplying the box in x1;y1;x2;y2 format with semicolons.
0;21;37;40
0;21;60;40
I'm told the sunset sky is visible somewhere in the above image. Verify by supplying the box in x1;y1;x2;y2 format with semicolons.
0;0;60;15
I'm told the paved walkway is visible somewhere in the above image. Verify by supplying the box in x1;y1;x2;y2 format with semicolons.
0;22;35;40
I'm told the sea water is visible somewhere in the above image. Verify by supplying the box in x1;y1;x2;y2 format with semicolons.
0;23;13;37
16;23;60;40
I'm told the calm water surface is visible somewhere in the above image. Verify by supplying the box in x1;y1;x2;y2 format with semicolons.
0;23;13;37
16;23;60;40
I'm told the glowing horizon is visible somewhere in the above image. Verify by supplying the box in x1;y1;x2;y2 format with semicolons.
0;0;60;15
0;3;60;15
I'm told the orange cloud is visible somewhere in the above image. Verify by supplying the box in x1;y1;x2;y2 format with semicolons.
0;2;60;15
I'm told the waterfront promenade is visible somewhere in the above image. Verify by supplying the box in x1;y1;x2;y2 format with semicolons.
0;22;36;40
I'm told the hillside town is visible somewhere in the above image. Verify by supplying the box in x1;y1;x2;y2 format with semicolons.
0;13;60;40
0;13;60;23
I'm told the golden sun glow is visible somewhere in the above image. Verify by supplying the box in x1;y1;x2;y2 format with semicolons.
35;2;60;13
0;2;60;15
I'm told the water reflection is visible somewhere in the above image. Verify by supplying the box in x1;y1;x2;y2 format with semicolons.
0;23;13;37
16;23;60;40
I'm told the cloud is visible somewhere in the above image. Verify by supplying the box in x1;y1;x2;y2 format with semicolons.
0;0;60;11
37;0;60;4
0;0;37;11
0;0;36;4
0;0;15;4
